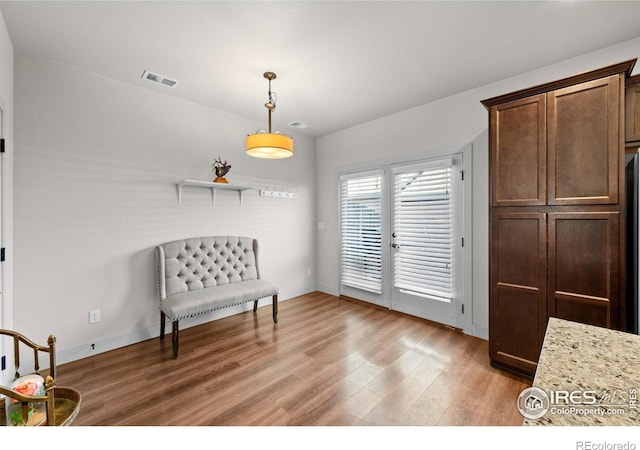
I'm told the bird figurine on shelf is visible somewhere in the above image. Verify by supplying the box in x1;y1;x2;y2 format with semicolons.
212;156;231;183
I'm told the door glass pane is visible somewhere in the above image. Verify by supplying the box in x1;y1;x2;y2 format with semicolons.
340;174;382;294
393;161;453;302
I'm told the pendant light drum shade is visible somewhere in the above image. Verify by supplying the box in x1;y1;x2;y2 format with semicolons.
246;71;294;159
246;132;293;159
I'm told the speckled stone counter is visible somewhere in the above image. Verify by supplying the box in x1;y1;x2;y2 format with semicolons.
523;317;640;426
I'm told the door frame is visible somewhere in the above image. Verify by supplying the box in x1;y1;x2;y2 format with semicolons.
0;101;4;329
0;99;5;380
337;143;473;333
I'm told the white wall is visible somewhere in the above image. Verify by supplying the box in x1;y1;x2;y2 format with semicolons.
316;36;640;339
13;54;316;364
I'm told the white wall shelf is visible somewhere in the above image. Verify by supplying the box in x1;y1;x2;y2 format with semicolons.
176;179;255;206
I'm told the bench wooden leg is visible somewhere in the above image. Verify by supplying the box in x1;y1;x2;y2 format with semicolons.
253;300;258;312
160;311;166;340
272;294;278;323
172;321;179;359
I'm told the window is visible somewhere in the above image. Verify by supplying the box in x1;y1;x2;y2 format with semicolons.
340;172;383;294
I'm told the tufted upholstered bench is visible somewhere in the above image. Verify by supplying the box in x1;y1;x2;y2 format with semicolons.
155;236;278;358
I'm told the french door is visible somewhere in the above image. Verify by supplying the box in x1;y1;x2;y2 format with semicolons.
340;153;465;328
390;159;461;327
340;170;385;306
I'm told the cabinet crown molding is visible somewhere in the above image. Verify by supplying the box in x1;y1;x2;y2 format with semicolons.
627;73;640;87
481;58;636;109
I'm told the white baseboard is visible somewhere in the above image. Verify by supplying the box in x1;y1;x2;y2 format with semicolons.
470;324;489;340
315;284;339;296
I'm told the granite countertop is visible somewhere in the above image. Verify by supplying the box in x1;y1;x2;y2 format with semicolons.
523;317;640;426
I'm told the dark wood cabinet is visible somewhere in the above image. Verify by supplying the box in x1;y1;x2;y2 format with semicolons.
490;94;546;207
548;212;620;329
627;74;640;144
490;212;547;375
482;59;635;378
548;76;621;205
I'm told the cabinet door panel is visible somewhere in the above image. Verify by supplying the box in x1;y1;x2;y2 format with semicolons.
626;78;640;143
548;76;620;205
548;212;620;329
490;94;546;206
490;213;547;375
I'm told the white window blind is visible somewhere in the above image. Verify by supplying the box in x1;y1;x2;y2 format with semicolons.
393;160;454;302
340;173;383;294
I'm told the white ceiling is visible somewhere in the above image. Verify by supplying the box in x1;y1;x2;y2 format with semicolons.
2;1;640;137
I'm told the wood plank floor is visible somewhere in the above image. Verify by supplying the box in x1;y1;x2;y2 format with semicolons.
56;291;531;426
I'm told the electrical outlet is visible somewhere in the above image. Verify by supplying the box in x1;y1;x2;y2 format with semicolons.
89;309;101;324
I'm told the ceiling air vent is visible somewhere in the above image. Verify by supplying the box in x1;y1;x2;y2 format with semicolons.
141;70;178;88
289;121;309;129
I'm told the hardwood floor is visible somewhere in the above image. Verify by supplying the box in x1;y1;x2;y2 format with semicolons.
56;291;531;426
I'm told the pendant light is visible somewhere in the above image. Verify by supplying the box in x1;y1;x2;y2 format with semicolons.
246;72;294;159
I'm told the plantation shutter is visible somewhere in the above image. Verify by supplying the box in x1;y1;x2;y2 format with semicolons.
392;159;454;302
340;172;383;294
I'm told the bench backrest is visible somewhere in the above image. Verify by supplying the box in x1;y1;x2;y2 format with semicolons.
156;236;261;299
